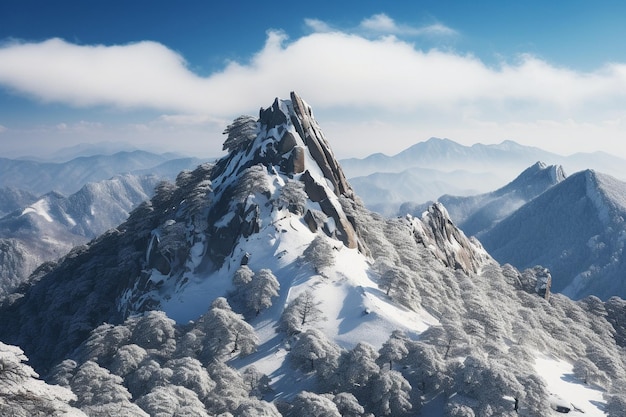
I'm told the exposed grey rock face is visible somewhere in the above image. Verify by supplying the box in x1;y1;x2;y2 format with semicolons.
409;202;490;274
289;92;353;198
211;92;359;251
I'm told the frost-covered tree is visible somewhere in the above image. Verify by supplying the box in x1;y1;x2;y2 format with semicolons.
516;373;550;417
233;164;271;202
370;369;413;416
378;266;420;308
444;402;475;417
204;361;249;414
302;234;337;273
233;265;254;288
278;179;307;215
156;221;188;272
605;393;626;417
109;344;148;377
573;357;610;388
242;366;272;398
70;360;148;417
605;296;626;347
332;392;365;417
222;115;258;153
197;297;259;359
246;268;280;315
136;385;209;417
290;328;342;379
164;357;215;401
279;290;326;335
235;398;282;417
152;180;178;211
285;391;342;417
130;311;177;354
450;356;525;416
0;342;86;417
335;342;380;393
78;322;131;367
377;330;409;370
403;340;447;394
126;359;173;398
419;319;468;360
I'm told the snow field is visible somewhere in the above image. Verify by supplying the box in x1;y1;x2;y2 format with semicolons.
534;354;606;416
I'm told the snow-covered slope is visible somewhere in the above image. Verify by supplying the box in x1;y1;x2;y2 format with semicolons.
0;94;624;417
481;169;626;300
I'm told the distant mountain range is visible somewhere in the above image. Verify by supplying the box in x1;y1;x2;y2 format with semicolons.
0;150;207;196
0;150;212;300
402;162;567;237
341;137;626;215
0;174;161;300
341;137;626;179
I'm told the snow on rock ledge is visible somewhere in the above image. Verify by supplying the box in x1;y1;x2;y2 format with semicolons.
409;202;490;274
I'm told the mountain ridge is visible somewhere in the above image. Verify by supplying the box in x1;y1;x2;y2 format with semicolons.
480;169;626;299
0;150;207;196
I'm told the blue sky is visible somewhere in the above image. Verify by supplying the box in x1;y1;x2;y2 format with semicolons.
1;0;626;159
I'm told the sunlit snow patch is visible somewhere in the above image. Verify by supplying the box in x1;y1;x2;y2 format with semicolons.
534;354;606;416
21;199;54;222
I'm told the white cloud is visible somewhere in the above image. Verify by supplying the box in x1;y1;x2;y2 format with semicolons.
360;14;397;32
359;13;457;37
0;25;626;159
304;18;334;33
0;124;6;133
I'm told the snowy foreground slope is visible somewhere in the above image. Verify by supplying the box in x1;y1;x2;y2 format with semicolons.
1;93;626;416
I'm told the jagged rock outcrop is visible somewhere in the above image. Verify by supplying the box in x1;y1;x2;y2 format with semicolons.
409;202;490;274
209;92;359;251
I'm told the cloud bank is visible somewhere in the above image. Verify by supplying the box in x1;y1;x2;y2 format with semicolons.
0;14;625;157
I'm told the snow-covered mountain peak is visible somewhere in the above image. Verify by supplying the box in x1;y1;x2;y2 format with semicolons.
212;92;352;195
583;169;626;225
119;93;366;317
503;161;566;198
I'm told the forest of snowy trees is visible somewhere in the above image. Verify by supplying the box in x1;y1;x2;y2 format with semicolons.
4;200;626;415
